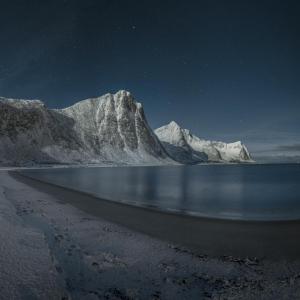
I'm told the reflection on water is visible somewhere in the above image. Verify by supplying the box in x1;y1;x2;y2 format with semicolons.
22;164;300;221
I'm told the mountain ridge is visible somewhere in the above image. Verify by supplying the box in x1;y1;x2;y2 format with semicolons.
0;91;170;166
0;91;252;166
154;121;252;164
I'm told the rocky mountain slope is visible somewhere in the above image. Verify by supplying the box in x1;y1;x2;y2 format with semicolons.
0;91;252;166
0;91;170;166
155;121;252;164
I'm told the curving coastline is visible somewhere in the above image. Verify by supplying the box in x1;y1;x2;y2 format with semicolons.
0;169;299;299
11;170;300;260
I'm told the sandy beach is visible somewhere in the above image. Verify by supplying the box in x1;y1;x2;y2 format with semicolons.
0;170;300;299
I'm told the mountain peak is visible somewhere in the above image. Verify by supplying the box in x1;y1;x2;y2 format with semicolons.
114;90;132;97
63;90;137;110
155;122;252;163
168;121;181;129
0;90;170;166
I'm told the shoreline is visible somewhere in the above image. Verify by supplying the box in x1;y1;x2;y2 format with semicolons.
1;160;298;171
1;169;300;299
12;170;300;260
12;168;300;222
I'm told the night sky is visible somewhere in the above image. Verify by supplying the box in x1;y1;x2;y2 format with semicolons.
0;0;299;161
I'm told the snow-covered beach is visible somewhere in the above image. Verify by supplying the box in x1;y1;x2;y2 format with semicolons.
1;169;300;299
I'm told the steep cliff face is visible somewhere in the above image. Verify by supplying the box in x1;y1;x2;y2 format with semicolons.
58;90;168;163
155;121;252;164
0;91;169;166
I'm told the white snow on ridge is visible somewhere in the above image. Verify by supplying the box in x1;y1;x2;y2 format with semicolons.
155;121;252;163
0;91;170;166
0;91;252;166
0;97;44;108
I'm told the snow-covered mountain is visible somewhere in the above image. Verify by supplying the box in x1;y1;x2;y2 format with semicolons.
0;91;253;166
155;121;252;163
0;91;170;166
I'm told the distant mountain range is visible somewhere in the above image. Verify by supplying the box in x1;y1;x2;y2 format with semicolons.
0;90;252;166
155;121;251;164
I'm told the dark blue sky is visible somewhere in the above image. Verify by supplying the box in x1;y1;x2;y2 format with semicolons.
0;0;299;160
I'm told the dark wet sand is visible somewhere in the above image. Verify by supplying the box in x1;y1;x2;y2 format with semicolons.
11;170;300;260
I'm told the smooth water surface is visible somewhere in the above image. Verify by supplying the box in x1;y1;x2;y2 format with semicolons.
22;164;300;221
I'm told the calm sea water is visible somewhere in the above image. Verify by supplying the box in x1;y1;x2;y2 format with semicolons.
22;164;300;221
